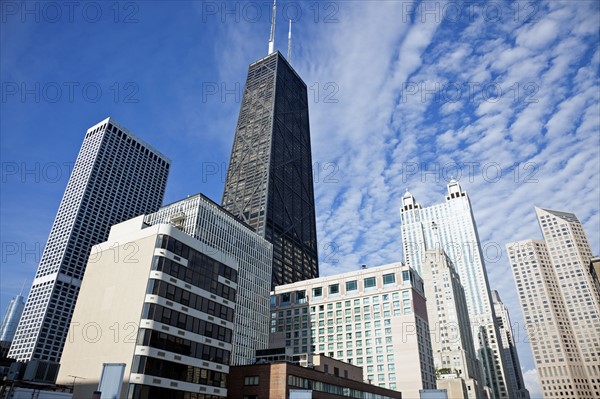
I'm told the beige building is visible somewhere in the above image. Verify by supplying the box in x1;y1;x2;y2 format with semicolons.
269;262;436;399
57;216;238;398
421;249;484;399
507;208;600;399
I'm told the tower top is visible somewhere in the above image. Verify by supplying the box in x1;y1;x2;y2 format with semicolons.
446;179;466;200
268;0;276;54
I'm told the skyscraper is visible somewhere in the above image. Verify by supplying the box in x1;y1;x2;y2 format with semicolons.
144;193;273;366
0;292;25;358
8;118;170;370
400;180;513;399
491;291;530;399
507;208;600;399
221;50;319;288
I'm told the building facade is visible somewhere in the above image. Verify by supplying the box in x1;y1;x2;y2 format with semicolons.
227;358;402;399
420;249;483;399
269;263;436;399
0;293;25;358
507;208;600;399
491;291;530;399
144;194;273;366
222;51;319;288
57;217;236;399
8;118;170;368
400;181;512;399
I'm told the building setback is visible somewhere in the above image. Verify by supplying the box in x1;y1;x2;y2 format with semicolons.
8;118;170;373
222;51;319;288
144;194;273;366
58;217;236;399
507;208;600;399
400;181;513;399
269;263;436;399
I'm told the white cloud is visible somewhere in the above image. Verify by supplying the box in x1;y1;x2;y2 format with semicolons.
523;369;543;398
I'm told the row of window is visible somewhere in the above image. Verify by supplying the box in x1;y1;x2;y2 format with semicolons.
147;279;234;322
156;235;238;283
136;328;231;365
153;256;236;302
274;273;399;307
287;374;397;399
131;355;227;387
142;303;232;344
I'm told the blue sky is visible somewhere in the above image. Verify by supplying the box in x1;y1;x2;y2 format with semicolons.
1;1;599;397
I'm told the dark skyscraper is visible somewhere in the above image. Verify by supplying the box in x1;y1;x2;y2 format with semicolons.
222;51;319;288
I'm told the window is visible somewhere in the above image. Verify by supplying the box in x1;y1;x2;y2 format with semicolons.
244;376;259;385
383;273;396;285
346;280;357;291
402;271;410;282
281;292;291;305
329;284;340;295
313;287;322;297
296;290;306;304
364;277;376;289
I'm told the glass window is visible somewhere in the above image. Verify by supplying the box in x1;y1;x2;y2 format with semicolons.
244;376;259;385
364;277;376;289
296;290;306;303
313;287;322;297
346;280;358;291
329;284;340;295
383;273;396;285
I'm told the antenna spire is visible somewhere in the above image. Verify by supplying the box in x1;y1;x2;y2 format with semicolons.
287;19;292;62
19;280;26;296
268;0;277;54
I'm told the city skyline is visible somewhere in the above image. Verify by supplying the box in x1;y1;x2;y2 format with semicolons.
2;2;599;397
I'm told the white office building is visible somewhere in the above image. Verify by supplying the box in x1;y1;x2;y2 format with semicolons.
8;118;170;372
507;208;600;399
400;180;512;399
144;193;273;366
269;263;436;399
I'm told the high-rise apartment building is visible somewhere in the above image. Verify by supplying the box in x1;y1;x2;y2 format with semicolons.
400;180;513;399
507;208;600;399
0;293;25;358
222;51;319;288
144;194;273;366
420;249;483;399
8;118;170;370
269;263;437;399
491;291;530;399
58;216;235;399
